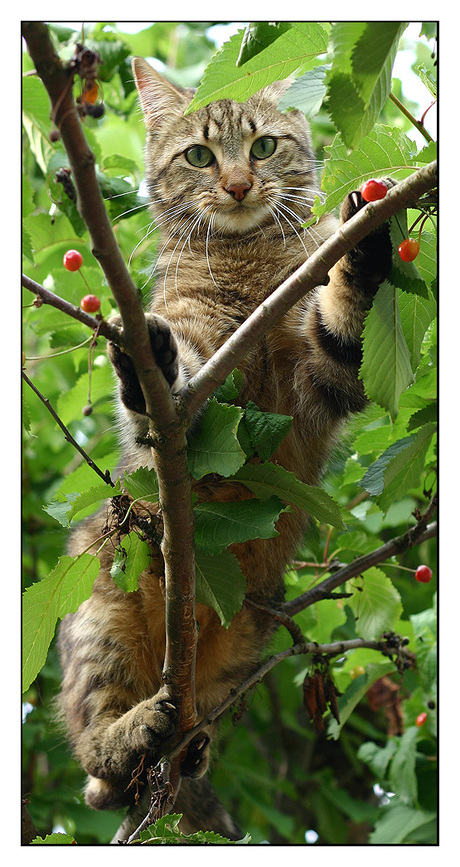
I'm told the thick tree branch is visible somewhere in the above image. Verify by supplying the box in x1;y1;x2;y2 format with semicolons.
23;22;197;748
182;160;437;418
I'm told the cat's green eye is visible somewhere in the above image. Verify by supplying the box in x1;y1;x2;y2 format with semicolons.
251;136;277;160
185;145;215;168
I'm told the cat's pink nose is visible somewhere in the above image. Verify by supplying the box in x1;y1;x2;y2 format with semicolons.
225;180;252;201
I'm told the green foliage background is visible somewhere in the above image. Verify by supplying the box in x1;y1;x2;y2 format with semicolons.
22;22;437;845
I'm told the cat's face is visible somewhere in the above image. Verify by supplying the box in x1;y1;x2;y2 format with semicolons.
133;58;319;238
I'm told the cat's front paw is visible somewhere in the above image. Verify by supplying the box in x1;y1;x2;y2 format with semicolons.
128;696;178;754
107;313;180;413
340;178;394;293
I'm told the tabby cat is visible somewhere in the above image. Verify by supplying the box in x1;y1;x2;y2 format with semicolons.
58;57;392;835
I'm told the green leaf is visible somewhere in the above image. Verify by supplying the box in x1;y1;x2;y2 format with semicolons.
398;289;437;372
22;553;100;691
278;66;328;117
348;567;403;640
45;479;121;527
389;727;419;805
123;466;159;503
361;435;417;496
312;124;418;220
195;548;246;628
187;398;245;480
388;214;429;297
244;401;293;459
138;812;250;844
194;496;285;554
31;833;77;845
187;23;328;112
376;423;436;512
231;462;343;528
236;22;292;67
327;22;407;149
328;661;395;739
359;281;414;420
110;531;151;592
213;368;244;403
369;800;437;845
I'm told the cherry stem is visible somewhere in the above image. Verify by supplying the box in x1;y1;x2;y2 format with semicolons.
389;91;434;144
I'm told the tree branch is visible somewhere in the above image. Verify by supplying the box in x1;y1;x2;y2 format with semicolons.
23;22;197;750
284;496;437;616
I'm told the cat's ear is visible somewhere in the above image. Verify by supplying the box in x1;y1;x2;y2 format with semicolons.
132;58;189;128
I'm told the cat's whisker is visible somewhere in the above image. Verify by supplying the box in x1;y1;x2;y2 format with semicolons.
267;205;287;250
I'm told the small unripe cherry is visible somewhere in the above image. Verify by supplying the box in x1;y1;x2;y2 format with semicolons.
80;294;101;313
398;238;420;262
360;179;388;202
415;565;432;584
350;665;366;679
63;249;83;271
415;712;427;727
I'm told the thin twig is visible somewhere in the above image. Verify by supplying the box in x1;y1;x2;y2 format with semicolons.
284;500;437;616
22;273;122;344
22;370;114;486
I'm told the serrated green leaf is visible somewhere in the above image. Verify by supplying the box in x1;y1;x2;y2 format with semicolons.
244;401;292;460
110;531;151;592
389;727;419;805
398;289;437;372
377;423;436;512
123;466;159;503
57;363;114;423
348;567;402;640
45;479;121;527
368;799;437;845
194;496;285;554
312;124;418;220
328;661;395;739
213;368;244;403
278;66;328;117
359;281;413;420
187;23;328;112
22;553;100;691
388;214;428;297
231;462;343;528
195;548;246;628
361;435;416;496
327;23;407;149
31;833;77;844
187;398;245;480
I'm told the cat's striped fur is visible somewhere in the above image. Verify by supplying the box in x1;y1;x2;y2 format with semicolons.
58;58;392;833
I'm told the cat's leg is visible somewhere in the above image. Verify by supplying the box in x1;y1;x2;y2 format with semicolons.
291;180;394;417
59;586;212;810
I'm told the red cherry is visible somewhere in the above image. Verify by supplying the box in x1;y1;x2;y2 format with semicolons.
415;712;427;727
398;238;420;262
63;249;83;271
80;294;101;313
360;179;388;202
415;565;432;584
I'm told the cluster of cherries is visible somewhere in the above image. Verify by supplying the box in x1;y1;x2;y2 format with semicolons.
63;249;101;312
360;179;420;262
